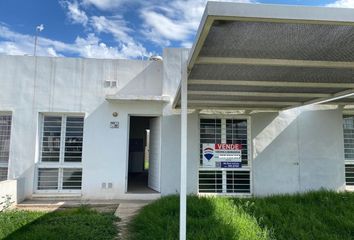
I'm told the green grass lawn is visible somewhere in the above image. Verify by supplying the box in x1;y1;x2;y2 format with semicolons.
0;206;118;240
129;191;354;240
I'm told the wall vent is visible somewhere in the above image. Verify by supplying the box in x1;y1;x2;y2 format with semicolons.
104;80;118;88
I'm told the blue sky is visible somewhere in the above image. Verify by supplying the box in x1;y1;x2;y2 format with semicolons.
0;0;353;59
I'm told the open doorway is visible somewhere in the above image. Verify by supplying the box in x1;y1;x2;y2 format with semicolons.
127;116;160;193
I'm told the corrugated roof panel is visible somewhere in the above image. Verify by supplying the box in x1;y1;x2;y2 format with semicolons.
188;84;347;94
200;21;354;61
189;64;354;83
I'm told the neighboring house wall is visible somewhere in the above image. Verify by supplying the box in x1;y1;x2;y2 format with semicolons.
0;55;164;199
252;106;346;196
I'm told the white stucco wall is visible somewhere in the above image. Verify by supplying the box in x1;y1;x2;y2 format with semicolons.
252;106;346;196
160;113;199;195
0;55;165;200
82;101;164;199
160;48;200;196
0;179;25;210
0;52;347;200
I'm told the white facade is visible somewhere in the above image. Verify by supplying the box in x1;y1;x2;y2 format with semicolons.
0;49;349;200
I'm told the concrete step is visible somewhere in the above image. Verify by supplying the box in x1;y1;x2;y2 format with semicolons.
16;198;155;211
30;193;82;200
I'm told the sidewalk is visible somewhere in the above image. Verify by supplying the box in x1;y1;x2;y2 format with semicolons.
115;201;151;240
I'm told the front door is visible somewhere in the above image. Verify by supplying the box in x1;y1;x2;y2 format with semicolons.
148;117;161;192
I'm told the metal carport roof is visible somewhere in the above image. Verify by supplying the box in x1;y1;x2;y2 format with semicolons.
173;2;354;111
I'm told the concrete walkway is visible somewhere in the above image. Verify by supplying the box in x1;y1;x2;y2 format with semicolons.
16;199;119;212
115;201;151;240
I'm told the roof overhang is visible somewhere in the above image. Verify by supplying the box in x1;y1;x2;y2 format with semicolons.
106;94;170;103
173;2;354;111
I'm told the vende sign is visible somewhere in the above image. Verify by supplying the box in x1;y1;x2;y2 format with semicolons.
215;144;242;150
202;143;242;168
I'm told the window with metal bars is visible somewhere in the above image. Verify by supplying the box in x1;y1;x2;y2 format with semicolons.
199;119;221;165
226;119;249;166
0;114;11;181
199;170;222;193
226;171;250;193
37;168;83;190
37;114;84;191
199;117;251;194
343;115;354;186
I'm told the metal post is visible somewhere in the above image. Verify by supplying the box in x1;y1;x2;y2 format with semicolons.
180;61;188;240
33;24;44;56
33;33;38;56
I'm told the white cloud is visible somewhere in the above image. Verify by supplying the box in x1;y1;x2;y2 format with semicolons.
1;0;258;58
90;15;131;42
61;0;89;25
181;41;193;48
326;0;354;8
0;23;148;59
82;0;129;10
140;0;256;47
46;47;62;57
75;33;123;58
58;1;150;58
90;15;149;58
141;10;193;41
0;41;28;56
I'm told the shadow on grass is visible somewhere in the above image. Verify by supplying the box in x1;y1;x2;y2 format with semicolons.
0;205;118;240
129;195;271;240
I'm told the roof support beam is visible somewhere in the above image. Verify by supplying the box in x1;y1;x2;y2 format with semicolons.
189;79;354;88
188;17;214;71
189;100;300;106
188;90;329;98
196;57;354;69
195;106;280;111
283;89;354;110
214;16;354;26
304;89;354;105
327;102;354;105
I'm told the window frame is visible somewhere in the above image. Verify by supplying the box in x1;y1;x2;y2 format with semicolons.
198;114;253;196
0;112;12;182
35;113;84;193
343;115;354;190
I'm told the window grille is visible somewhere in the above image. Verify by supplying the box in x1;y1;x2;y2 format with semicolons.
343;115;354;187
37;114;84;191
0;114;11;181
226;170;251;193
199;119;221;165
345;164;354;186
226;119;249;166
64;117;84;162
62;168;82;189
199;170;223;193
0;168;8;181
37;168;59;190
199;117;251;194
41;116;61;162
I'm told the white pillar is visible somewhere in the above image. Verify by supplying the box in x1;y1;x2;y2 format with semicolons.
180;62;188;240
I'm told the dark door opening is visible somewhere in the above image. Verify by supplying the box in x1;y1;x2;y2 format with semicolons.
127;116;160;193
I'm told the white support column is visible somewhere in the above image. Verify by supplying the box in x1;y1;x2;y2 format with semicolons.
180;62;188;240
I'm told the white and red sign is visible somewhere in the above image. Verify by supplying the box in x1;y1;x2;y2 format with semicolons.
202;144;242;168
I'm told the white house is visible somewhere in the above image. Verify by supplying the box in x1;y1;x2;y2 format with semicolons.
0;2;353;202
